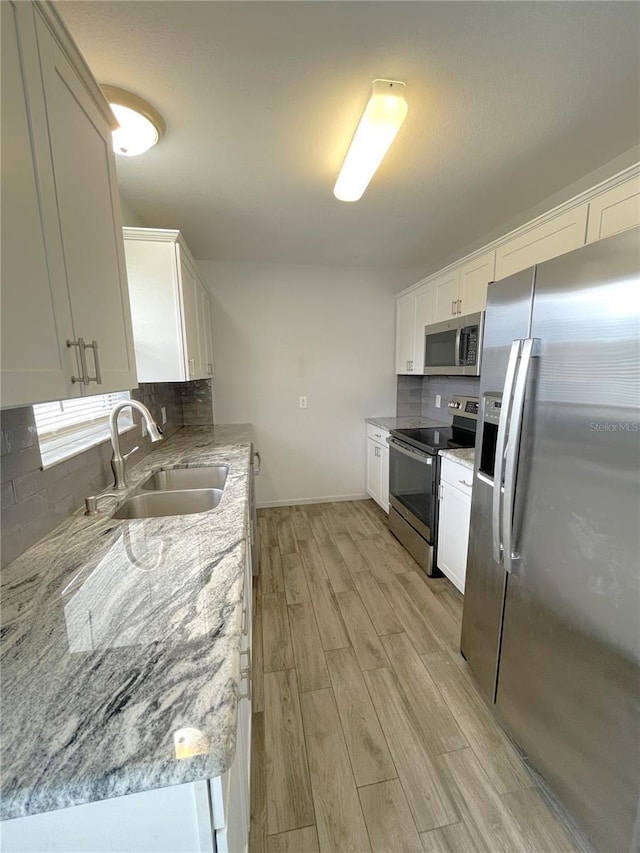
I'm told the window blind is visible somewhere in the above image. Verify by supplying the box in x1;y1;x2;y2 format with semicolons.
34;391;134;467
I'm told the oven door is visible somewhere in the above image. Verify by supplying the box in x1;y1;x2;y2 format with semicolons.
388;438;436;541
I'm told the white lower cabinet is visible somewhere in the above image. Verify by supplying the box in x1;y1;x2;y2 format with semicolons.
437;458;473;593
366;424;390;512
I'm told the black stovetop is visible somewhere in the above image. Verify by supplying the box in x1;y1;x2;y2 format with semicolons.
390;424;475;454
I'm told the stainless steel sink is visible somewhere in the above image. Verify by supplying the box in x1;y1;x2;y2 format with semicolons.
112;488;223;520
140;465;229;492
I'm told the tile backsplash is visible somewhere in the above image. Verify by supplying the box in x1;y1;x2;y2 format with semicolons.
0;379;214;568
397;375;481;424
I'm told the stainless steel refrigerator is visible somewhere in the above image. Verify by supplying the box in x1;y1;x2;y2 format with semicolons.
461;227;640;853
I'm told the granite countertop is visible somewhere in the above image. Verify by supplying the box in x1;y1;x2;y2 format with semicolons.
366;416;448;431
0;424;253;821
439;447;476;470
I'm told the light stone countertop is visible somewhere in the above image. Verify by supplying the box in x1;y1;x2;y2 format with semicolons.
439;447;476;470
366;416;448;431
0;424;253;821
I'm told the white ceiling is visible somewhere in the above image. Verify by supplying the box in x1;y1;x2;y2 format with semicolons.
57;1;640;268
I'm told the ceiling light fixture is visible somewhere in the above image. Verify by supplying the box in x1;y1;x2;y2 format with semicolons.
333;79;408;202
101;85;166;157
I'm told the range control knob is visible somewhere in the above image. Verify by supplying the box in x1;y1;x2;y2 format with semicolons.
448;400;461;409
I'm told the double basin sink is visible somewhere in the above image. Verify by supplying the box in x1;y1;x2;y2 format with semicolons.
112;465;229;520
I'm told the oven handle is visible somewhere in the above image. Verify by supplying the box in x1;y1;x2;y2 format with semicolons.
388;437;433;465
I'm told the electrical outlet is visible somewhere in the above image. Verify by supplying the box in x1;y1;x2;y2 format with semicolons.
435;394;442;408
299;395;308;409
161;406;167;424
141;420;147;437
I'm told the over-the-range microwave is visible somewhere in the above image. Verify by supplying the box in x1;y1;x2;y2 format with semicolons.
423;311;484;376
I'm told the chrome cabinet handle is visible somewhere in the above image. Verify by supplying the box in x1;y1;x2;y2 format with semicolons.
207;361;213;375
67;338;102;384
457;299;462;315
67;337;89;384
188;358;195;377
85;339;102;384
241;606;248;635
502;338;539;574
458;479;472;487
253;450;261;475
451;300;456;316
492;340;522;564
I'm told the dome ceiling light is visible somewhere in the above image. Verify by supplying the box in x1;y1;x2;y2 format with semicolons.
334;79;408;202
101;85;166;157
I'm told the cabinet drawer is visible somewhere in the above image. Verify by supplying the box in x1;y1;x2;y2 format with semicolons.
366;423;390;445
440;458;474;495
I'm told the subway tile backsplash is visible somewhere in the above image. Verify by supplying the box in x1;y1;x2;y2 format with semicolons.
396;375;481;423
0;379;214;568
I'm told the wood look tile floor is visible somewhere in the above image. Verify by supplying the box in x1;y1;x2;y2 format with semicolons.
250;501;585;853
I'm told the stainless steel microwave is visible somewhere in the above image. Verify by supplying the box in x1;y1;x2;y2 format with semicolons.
424;311;484;376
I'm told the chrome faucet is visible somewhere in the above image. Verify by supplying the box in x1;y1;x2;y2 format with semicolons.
110;400;163;490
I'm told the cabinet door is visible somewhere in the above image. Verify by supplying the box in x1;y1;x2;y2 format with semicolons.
379;444;389;514
432;269;461;323
366;438;381;504
179;254;202;380
413;284;433;374
395;292;416;373
437;481;471;593
586;175;640;243
495;204;588;280
124;239;186;382
0;1;79;407
458;250;495;316
35;12;137;395
197;282;214;378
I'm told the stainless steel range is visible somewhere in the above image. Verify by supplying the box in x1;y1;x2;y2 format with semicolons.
388;396;478;575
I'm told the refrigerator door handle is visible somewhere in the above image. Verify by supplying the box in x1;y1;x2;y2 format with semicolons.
502;337;539;573
492;339;523;564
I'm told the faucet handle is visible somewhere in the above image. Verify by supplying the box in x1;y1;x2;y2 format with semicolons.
124;445;139;461
85;492;120;516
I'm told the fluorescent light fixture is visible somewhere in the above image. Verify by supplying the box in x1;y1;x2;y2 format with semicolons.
101;85;166;157
334;79;408;202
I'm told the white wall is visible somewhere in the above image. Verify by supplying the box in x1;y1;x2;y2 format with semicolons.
197;262;423;506
119;192;146;228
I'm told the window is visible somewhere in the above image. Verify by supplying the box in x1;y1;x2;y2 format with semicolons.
34;391;134;468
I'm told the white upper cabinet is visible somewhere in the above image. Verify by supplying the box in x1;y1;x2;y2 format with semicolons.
432;268;461;323
396;169;637;360
458;250;496;316
431;251;495;323
197;284;215;378
586;175;640;243
395;291;416;374
395;283;433;374
123;229;215;383
1;1;137;408
495;204;588;280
